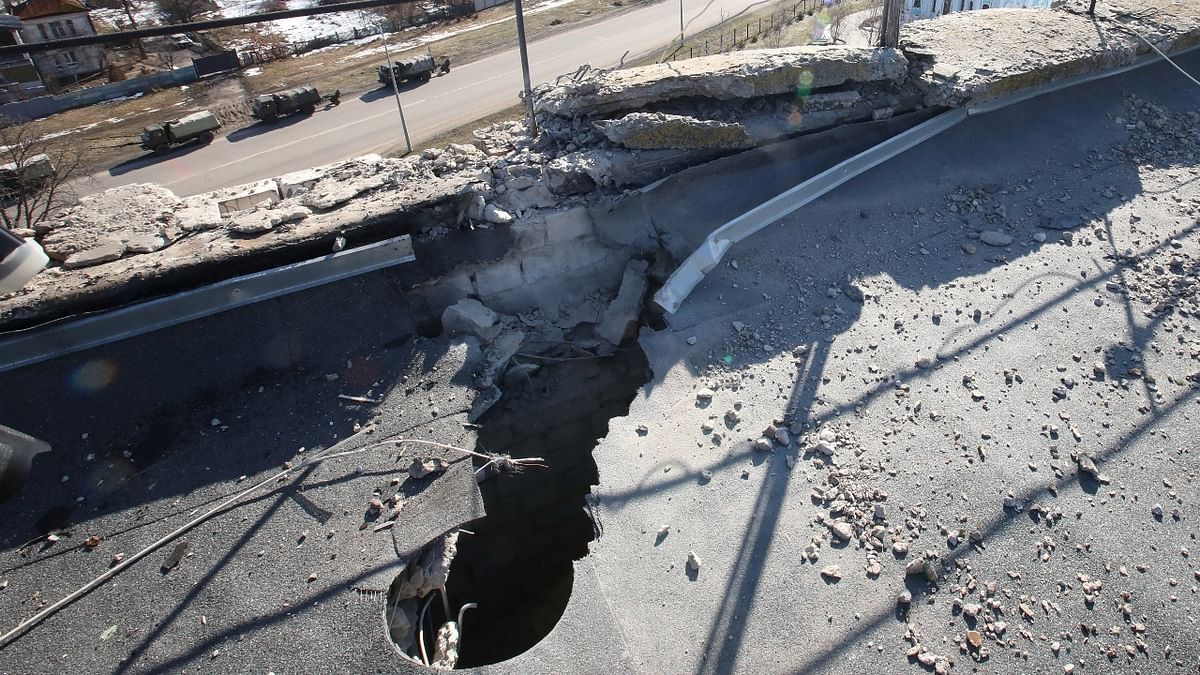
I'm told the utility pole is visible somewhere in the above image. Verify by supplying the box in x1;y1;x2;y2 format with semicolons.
879;0;901;48
514;0;538;136
679;0;685;46
1087;0;1096;14
379;20;413;155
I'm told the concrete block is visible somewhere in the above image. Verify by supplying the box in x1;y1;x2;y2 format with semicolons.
277;167;325;198
441;298;500;341
211;179;281;217
596;259;650;345
410;270;474;313
510;216;547;250
473;259;524;297
519;239;612;286
544;206;595;244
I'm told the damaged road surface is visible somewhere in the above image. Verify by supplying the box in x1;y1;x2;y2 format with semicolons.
1;3;1199;672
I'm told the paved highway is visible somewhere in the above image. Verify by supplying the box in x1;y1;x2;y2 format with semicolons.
82;0;769;197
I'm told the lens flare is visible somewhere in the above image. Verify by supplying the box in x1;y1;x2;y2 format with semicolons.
69;359;117;392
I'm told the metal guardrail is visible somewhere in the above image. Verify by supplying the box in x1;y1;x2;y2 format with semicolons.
653;44;1200;315
0;234;416;373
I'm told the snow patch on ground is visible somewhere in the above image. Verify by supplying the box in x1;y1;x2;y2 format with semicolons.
336;0;576;62
243;66;264;76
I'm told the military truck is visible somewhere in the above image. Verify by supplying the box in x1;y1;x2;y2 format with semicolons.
377;55;450;88
0;154;54;206
251;86;321;122
140;111;220;155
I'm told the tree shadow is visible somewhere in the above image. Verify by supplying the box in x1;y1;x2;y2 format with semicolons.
225;113;312;143
106;140;210;177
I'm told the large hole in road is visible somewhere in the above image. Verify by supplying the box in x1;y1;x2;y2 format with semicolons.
435;344;650;668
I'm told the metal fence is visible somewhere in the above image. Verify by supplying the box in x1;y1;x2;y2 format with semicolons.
667;0;848;61
0;65;198;122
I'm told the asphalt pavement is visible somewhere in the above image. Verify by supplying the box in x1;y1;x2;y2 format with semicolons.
80;0;772;198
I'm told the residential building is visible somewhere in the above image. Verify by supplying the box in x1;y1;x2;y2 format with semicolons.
903;0;1051;22
12;0;105;86
0;13;44;101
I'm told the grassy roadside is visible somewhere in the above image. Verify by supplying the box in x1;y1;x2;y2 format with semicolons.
631;0;874;66
58;0;656;172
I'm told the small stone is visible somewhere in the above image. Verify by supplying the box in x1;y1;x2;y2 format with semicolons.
753;438;772;452
874;504;886;520
966;630;983;649
820;565;842;580
696;388;714;403
980;230;1014;247
774;429;790;446
686;550;702;572
731;321;746;332
815;440;836;457
408;457;449;479
905;558;927;576
897;590;912;606
915;355;936;369
961;242;977;254
1032;232;1047;242
1151;503;1164;517
829;522;853;541
307;573;318;583
686;336;698;345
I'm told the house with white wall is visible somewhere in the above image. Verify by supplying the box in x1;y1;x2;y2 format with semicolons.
903;0;1051;22
12;0;105;87
0;13;44;101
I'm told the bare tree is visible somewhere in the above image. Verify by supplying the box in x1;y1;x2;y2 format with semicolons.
826;3;851;44
762;0;791;48
153;0;216;24
120;0;148;57
862;0;884;45
0;118;83;232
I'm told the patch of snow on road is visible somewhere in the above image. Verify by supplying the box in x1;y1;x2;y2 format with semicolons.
243;66;264;76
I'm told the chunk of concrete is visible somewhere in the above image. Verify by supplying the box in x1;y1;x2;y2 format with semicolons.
441;298;501;342
173;195;223;232
41;183;178;261
535;47;908;118
599;112;754;150
596;259;650;345
229;202;311;235
482;203;513;224
62;239;126;269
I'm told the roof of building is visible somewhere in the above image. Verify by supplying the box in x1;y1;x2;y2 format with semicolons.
13;0;88;21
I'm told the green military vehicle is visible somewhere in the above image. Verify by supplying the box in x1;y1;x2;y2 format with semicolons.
140;111;220;155
0;154;54;206
251;86;322;122
377;54;450;88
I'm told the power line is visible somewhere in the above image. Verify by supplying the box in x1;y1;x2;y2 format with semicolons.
0;0;423;56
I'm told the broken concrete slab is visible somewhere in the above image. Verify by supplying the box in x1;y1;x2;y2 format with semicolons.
599;112;755;150
535;47;908;118
61;239;126;270
442;298;502;342
40;183;178;261
229;202;311;235
172;194;223;232
901;1;1200;107
596;259;649;345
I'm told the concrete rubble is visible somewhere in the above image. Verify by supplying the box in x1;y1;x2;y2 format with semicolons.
0;3;1199;672
5;0;1197;335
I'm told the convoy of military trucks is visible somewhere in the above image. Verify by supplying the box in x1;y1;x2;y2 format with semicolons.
133;53;448;158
